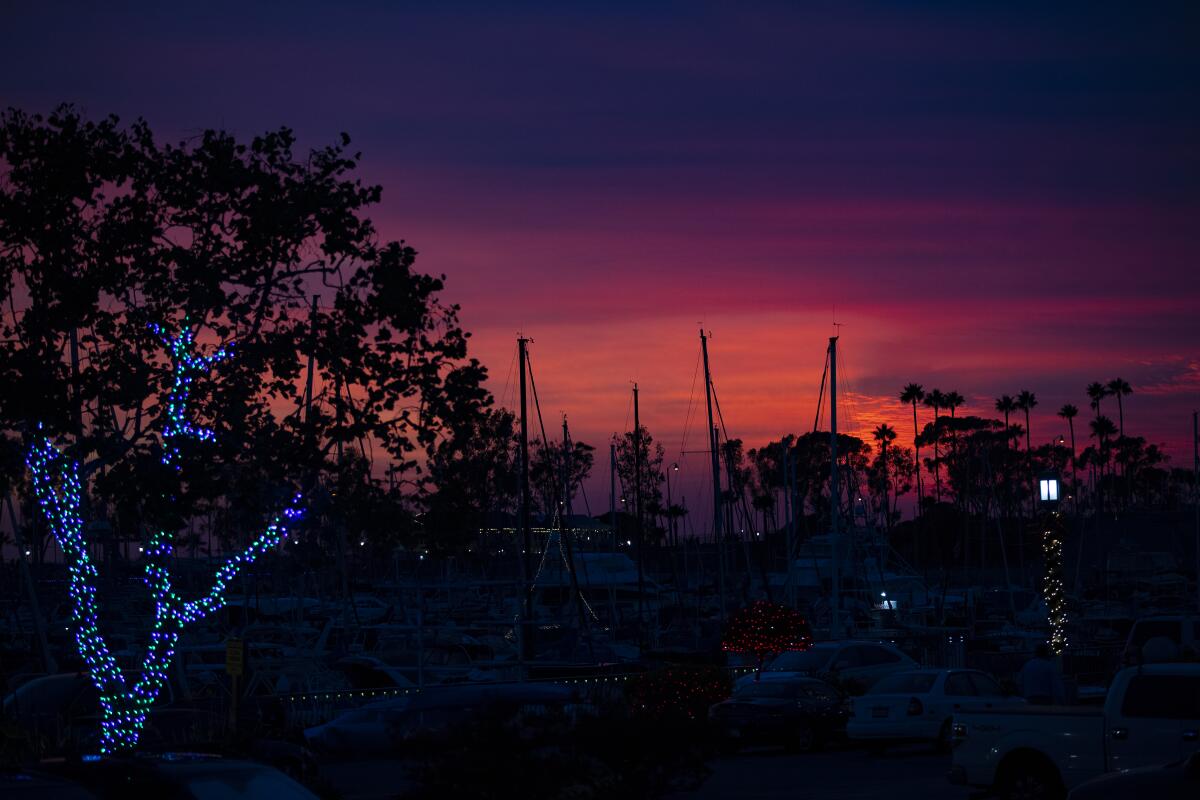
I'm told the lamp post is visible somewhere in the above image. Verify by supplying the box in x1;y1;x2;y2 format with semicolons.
666;462;679;547
1038;470;1068;654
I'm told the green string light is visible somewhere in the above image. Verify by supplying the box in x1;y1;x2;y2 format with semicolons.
27;325;305;754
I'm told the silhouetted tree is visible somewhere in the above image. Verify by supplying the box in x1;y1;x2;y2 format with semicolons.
944;391;965;418
1015;389;1037;511
1086;381;1110;423
530;436;595;518
923;389;946;502
424;408;518;549
899;383;926;507
869;430;913;532
871;424;897;528
1089;415;1118;510
1058;404;1079;504
0;105;490;557
615;425;665;540
1106;378;1132;437
995;395;1016;446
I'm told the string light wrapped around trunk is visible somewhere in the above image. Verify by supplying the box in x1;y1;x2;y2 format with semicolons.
26;325;305;754
1042;511;1069;655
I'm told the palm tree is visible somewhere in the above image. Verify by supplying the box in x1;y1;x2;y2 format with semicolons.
873;423;898;530
923;389;947;501
1077;445;1099;508
1106;377;1134;500
924;389;946;419
995;395;1013;426
899;383;925;508
1015;390;1037;512
944;390;964;418
1106;378;1132;437
1058;404;1079;507
1090;415;1118;510
1016;390;1037;452
995;395;1016;447
1086;382;1109;423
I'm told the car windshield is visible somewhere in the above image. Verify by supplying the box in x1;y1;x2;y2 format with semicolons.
870;673;937;695
735;682;804;699
767;647;834;672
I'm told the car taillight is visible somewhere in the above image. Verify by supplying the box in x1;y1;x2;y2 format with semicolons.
906;697;923;716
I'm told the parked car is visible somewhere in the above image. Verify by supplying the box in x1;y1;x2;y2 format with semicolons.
847;669;1024;750
2;672;100;746
0;769;97;799
1068;751;1200;799
3;672;217;754
45;753;320;800
949;663;1200;800
304;682;576;755
737;640;918;694
708;677;846;752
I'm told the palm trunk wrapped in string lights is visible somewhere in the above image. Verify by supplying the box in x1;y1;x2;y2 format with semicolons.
26;325;305;754
1041;510;1069;655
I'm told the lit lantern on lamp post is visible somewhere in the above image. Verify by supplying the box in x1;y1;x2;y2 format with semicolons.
1038;472;1061;506
1038;470;1068;654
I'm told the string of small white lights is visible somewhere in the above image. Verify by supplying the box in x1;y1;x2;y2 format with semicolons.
556;531;601;623
1042;511;1069;654
27;325;305;753
531;527;554;586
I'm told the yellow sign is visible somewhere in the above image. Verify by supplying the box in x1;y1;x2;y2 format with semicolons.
225;638;244;676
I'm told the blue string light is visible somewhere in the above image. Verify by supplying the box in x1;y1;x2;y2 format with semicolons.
27;325;305;754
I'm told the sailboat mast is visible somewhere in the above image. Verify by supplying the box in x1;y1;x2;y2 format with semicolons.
829;335;841;638
784;443;794;608
518;336;533;656
610;440;617;552
633;383;645;636
700;329;726;619
562;415;591;645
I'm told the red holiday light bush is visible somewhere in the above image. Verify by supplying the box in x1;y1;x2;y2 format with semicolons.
626;665;733;722
722;600;813;678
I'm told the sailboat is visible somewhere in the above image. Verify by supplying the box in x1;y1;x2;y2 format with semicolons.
785;334;932;638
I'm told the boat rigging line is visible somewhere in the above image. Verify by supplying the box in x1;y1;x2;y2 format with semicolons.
525;348;597;626
814;345;829;433
678;346;703;462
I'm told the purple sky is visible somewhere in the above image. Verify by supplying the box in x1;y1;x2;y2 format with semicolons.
3;2;1198;519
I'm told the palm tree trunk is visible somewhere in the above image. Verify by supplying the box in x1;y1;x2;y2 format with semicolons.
1024;409;1034;514
882;441;891;532
932;405;942;503
911;400;922;511
1068;420;1077;514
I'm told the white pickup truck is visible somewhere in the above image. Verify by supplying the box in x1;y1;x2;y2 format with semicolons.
948;663;1200;800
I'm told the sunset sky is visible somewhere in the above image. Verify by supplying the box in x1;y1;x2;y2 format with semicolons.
3;2;1197;521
